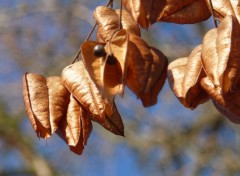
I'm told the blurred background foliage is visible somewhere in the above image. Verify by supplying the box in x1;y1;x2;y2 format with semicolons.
0;0;240;176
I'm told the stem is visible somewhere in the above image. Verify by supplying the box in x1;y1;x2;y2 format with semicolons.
208;0;218;28
119;0;123;30
71;0;114;64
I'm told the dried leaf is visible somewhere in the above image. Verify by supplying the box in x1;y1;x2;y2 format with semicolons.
47;76;70;133
216;15;240;92
94;6;140;42
126;33;168;106
126;33;152;97
160;0;211;24
168;45;209;109
201;77;240;123
123;0;209;28
168;57;189;105
62;60;106;121
81;30;128;102
140;47;168;107
205;0;235;21
93;102;124;136
202;28;219;86
23;74;70;138
56;95;92;155
62;61;124;136
182;45;209;108
122;0;165;28
22;73;50;138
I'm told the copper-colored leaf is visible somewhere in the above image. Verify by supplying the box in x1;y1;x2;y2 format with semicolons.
125;33;168;106
205;0;235;21
61;61;124;136
140;47;168;107
168;57;189;105
122;0;165;28
23;74;70;138
201;77;240;123
126;33;152;97
202;28;219;86
47;76;70;133
123;0;209;28
81;30;128;103
22;73;50;138
56;95;92;155
62;60;105;121
182;45;209;108
168;45;209;109
94;6;140;42
216;15;240;92
160;0;211;24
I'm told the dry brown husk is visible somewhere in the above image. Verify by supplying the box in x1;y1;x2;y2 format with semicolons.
56;95;93;155
168;45;209;109
22;73;70;139
122;0;210;28
61;60;124;136
94;6;140;42
201;77;240;124
202;15;240;93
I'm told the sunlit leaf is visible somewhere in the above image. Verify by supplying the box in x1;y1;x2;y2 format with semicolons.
94;6;140;42
62;61;124;136
22;74;70;138
216;15;240;93
168;45;209;109
160;0;211;24
56;95;92;154
22;73;50;138
140;47;168;107
202;28;219;86
62;60;105;121
201;77;240;123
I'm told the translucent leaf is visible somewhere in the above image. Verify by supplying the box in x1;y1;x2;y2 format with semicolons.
94;6;140;42
216;15;240;92
22;73;50;138
201;77;240;123
160;0;211;24
168;45;209;109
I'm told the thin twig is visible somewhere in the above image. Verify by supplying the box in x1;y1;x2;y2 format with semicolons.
209;0;218;28
119;0;123;30
71;0;114;64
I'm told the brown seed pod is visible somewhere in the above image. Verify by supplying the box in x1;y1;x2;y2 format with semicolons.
123;0;210;28
168;45;209;109
56;95;92;155
94;6;140;42
201;77;240;124
22;73;70;139
61;60;124;136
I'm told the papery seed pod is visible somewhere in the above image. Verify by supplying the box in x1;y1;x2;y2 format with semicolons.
123;0;210;28
160;0;211;24
94;6;140;42
216;15;240;93
56;95;92;155
205;0;235;21
81;30;128;102
168;45;209;109
22;73;70;139
23;73;50;138
61;60;106;121
182;45;209;108
126;33;168;106
140;47;168;107
201;77;240;123
61;60;124;136
202;28;219;86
